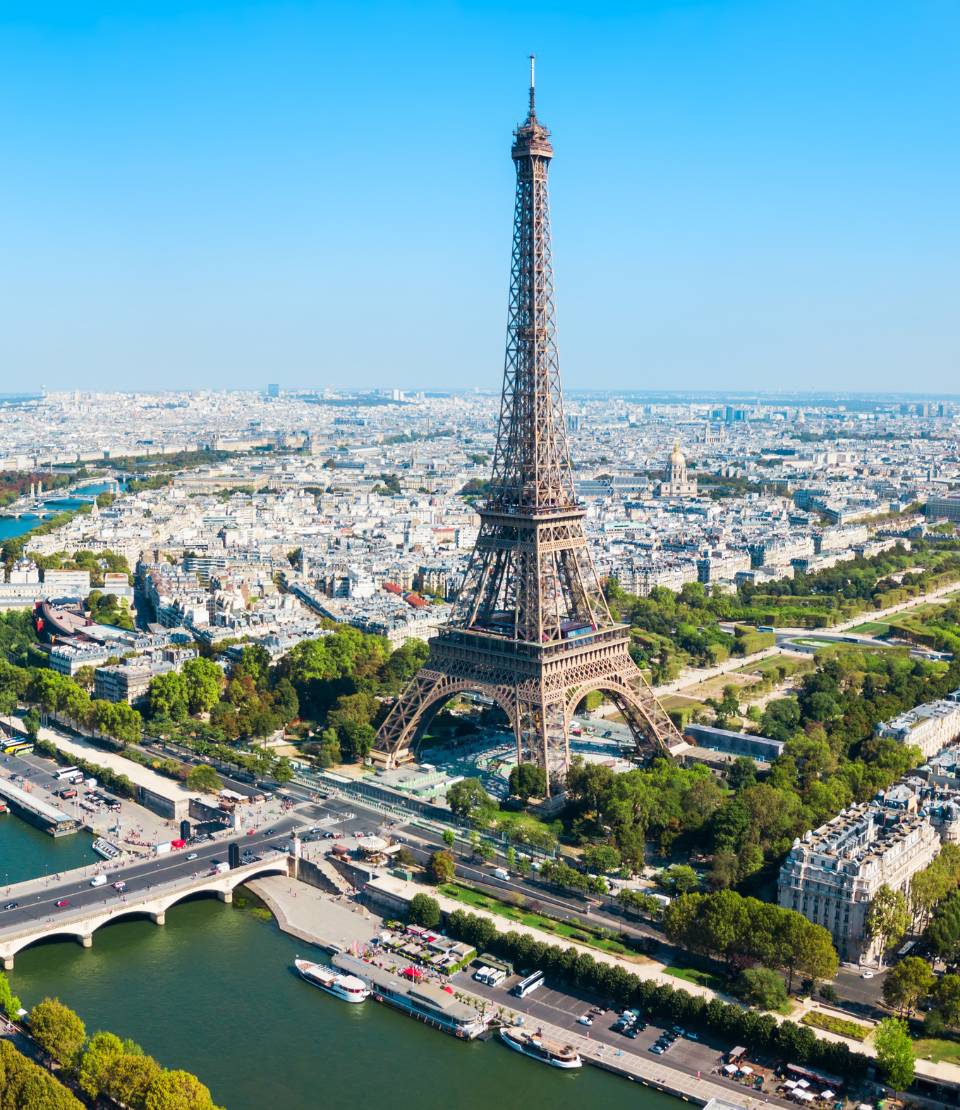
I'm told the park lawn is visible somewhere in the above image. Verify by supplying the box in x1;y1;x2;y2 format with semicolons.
847;621;892;635
660;694;703;710
913;1037;960;1065
665;955;724;992
438;883;645;962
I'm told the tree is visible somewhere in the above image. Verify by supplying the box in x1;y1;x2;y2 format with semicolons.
508;763;547;804
865;884;911;966
933;973;960;1027
654;864;699;895
883;956;934;1015
727;755;757;791
583;844;622;874
148;671;188;721
272;757;294;784
186;763;223;794
442;828;456;849
428;850;456;884
29;997;86;1067
181;658;224;715
22;707;40;740
408;893;441;928
0;970;20;1020
796;923;839;993
111;1052;162;1107
446;778;494;824
144;1069;217;1110
79;1031;125;1098
736;968;789;1010
516;856;531;877
477;840;495;863
874;1017;915;1093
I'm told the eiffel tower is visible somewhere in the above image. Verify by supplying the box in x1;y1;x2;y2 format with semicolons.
371;61;682;788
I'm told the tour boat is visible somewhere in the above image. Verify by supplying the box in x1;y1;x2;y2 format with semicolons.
499;1026;582;1069
295;958;370;1003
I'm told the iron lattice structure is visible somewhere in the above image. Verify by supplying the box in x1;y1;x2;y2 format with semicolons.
372;66;682;788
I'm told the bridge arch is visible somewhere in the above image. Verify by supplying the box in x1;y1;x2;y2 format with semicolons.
1;862;290;967
564;675;672;757
375;674;518;764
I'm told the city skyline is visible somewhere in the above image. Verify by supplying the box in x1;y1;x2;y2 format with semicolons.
1;1;958;394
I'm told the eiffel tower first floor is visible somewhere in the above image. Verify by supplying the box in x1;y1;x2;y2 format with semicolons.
370;624;685;792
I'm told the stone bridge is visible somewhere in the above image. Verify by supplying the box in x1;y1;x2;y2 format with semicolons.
0;855;292;969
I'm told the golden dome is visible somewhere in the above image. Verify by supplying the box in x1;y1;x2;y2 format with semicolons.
669;441;686;466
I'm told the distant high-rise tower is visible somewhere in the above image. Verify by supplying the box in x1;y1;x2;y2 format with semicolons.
371;61;682;788
267;384;279;398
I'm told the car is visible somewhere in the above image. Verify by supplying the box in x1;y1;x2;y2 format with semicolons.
577;1015;593;1026
686;1031;698;1040
262;828;276;836
625;1027;639;1039
861;971;874;979
113;881;126;891
354;831;363;839
649;1045;664;1054
56;900;69;907
186;853;198;861
324;832;335;839
3;901;18;910
672;1026;685;1034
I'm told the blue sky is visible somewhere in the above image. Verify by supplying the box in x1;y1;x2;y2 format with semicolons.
1;0;958;394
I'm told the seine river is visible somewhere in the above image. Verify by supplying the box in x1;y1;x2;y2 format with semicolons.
0;481;123;544
5;818;675;1110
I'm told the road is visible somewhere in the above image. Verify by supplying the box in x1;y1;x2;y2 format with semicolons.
0;821;300;934
9;726;891;1020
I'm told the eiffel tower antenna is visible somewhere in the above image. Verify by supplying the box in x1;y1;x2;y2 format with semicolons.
371;65;682;789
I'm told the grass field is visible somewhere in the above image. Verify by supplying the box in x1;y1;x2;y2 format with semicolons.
665;955;724;992
438;883;644;961
913;1037;960;1065
847;621;892;635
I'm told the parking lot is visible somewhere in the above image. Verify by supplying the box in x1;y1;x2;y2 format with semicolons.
449;965;793;1106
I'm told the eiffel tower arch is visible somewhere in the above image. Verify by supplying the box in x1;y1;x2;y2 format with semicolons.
371;61;684;790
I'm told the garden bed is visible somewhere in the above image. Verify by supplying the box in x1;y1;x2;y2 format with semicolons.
801;1010;870;1041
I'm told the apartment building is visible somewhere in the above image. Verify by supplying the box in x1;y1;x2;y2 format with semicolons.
48;642;109;677
777;801;940;965
94;661;174;706
875;697;960;761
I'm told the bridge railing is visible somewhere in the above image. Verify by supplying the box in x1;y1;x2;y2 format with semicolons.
0;851;288;947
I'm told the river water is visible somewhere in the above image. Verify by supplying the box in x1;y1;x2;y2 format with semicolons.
5;818;675;1110
0;481;123;544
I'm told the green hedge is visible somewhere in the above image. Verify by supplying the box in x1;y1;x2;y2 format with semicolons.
445;908;869;1077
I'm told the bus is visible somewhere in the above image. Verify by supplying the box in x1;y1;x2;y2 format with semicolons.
2;741;33;756
510;970;544;998
55;766;80;780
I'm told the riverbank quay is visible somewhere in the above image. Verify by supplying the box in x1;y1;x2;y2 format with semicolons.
244;875;380;953
506;1015;783;1110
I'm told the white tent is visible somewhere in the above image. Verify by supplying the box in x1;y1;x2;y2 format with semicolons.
821;1092;836;1100
796;1091;815;1101
740;1066;754;1075
723;1064;739;1074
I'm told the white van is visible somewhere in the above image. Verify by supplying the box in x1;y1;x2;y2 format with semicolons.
487;968;506;987
90;875;107;887
473;966;494;983
493;868;509;880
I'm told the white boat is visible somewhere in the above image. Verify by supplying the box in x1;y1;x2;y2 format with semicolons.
499;1025;582;1068
295;958;370;1003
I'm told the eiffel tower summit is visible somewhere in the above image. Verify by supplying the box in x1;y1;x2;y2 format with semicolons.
371;60;683;789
